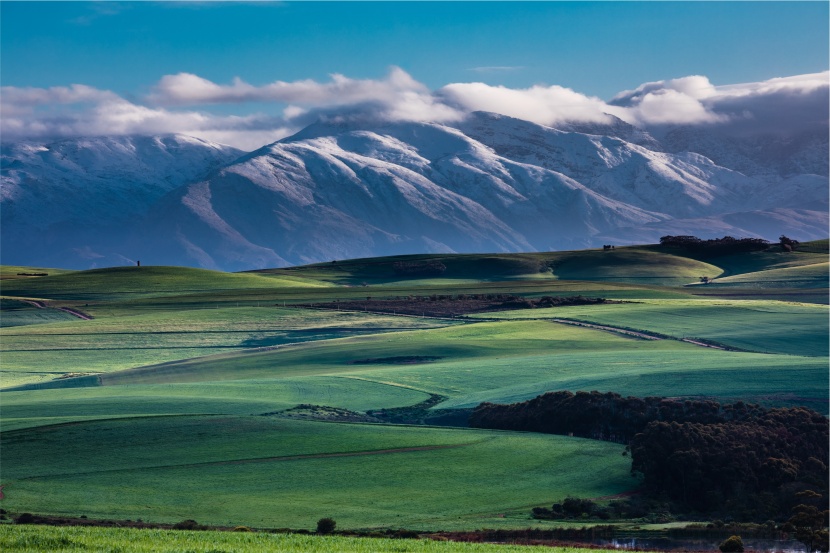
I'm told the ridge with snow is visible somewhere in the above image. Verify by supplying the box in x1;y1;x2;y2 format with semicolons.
1;114;826;270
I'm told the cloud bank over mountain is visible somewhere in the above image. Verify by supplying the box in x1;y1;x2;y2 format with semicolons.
2;68;827;150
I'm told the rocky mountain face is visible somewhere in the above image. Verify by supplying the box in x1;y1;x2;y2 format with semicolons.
1;113;827;270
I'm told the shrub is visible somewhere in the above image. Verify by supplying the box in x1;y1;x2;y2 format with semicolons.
233;526;253;532
15;513;35;524
316;517;336;534
719;535;744;552
172;519;205;530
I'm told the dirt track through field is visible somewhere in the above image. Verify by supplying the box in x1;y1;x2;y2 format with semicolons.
549;318;733;350
18;299;93;320
548;319;663;340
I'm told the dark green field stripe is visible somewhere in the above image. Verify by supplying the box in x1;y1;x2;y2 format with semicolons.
15;442;481;481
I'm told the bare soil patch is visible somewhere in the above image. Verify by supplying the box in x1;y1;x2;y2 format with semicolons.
295;295;615;317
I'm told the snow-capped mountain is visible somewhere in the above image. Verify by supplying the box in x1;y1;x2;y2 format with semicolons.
1;113;827;270
1;135;242;267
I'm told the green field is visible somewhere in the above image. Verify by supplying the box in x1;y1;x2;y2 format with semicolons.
1;416;633;529
476;299;828;356
1;307;450;388
1;242;827;531
0;525;625;553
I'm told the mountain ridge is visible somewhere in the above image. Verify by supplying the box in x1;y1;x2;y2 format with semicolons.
1;114;826;270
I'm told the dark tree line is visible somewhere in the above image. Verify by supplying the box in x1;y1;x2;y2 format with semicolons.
470;391;828;521
392;260;447;276
469;391;773;443
659;235;770;256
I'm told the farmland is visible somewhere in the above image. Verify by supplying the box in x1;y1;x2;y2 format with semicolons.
0;241;827;532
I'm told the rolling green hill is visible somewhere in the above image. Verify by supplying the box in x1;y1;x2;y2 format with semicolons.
0;240;827;530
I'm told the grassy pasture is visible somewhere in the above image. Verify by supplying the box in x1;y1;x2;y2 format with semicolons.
0;301;79;328
28;319;824;410
0;525;623;553
0;265;330;302
0;265;75;280
0;416;634;529
1;307;450;388
258;247;722;287
476;299;829;357
60;320;649;386
0;377;429;431
1;244;828;531
705;261;829;289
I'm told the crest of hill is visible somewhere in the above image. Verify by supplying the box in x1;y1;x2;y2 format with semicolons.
0;265;328;301
256;246;726;286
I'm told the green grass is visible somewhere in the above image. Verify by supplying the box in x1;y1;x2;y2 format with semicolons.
0;306;79;328
0;265;75;280
259;247;723;287
646;243;828;277
1;416;634;529
1;307;451;388
0;377;430;431
704;262;829;289
0;525;625;553
798;239;829;254
475;299;829;357
0;265;330;301
1;244;828;532
23;319;823;410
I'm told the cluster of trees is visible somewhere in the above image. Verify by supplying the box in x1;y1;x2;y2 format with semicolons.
779;235;800;252
470;391;828;523
631;408;828;519
659;235;770;255
470;391;774;443
392;260;447;276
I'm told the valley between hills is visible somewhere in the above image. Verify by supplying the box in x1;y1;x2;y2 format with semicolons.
0;239;827;552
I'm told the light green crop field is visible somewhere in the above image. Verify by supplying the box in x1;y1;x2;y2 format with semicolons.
0;265;330;302
1;416;634;529
705;261;829;289
0;525;627;553
475;299;829;357
1;307;451;389
0;377;430;431
36;319;819;410
0;265;75;279
0;243;827;530
0;305;79;328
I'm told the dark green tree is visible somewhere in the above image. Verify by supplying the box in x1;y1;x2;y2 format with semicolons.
316;517;336;534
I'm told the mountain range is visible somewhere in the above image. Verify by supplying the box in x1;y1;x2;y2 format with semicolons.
2;112;827;271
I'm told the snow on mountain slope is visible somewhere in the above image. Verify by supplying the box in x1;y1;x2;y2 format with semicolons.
1;135;242;267
660;126;829;179
138;114;826;270
1;114;826;271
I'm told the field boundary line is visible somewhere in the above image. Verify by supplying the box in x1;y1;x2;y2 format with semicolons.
15;299;93;320
545;317;750;351
547;318;663;340
18;443;479;481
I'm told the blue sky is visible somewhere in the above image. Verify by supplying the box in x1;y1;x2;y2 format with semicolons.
3;2;827;98
2;2;828;149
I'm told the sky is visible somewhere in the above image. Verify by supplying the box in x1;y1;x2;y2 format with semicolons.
2;1;828;149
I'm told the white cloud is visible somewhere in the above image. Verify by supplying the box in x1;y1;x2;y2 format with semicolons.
150;66;431;107
2;68;827;149
610;70;829;132
0;85;296;150
439;82;614;126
